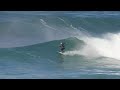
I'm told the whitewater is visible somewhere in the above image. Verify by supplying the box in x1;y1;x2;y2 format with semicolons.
0;11;120;78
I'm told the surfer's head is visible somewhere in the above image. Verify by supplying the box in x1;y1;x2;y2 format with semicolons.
60;42;65;45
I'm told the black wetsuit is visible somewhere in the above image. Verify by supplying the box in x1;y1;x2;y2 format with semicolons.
60;44;65;52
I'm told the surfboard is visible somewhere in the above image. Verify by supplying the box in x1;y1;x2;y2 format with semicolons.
58;51;63;54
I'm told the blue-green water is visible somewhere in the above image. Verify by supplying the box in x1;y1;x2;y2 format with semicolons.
1;11;120;79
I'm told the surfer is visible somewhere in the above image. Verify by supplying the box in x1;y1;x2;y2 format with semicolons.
59;42;65;53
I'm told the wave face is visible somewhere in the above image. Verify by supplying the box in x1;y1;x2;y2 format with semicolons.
1;11;120;78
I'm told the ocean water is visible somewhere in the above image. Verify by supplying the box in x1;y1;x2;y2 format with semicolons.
0;11;120;79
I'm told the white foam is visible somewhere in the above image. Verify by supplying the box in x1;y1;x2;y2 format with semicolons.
73;32;120;60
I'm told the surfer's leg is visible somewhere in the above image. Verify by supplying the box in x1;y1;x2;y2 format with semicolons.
61;48;65;52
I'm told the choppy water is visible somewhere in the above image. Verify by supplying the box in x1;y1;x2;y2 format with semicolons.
0;11;120;79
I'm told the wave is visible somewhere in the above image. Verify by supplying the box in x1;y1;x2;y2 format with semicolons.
1;32;120;62
1;11;120;78
1;11;120;61
0;37;84;61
